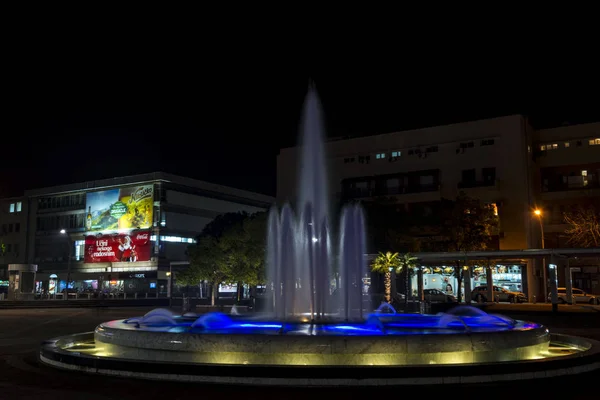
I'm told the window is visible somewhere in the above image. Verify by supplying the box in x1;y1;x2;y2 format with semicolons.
564;142;570;148
391;151;401;157
461;169;476;183
482;167;496;183
481;139;495;146
9;203;14;213
419;175;434;186
425;146;438;153
343;157;355;164
16;202;22;212
540;143;558;151
581;170;587;176
589;138;600;146
489;203;499;216
460;142;474;149
15;223;20;233
375;153;386;159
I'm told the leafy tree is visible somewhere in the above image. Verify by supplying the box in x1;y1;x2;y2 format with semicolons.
187;235;231;305
370;251;401;303
443;191;498;302
185;211;267;304
564;205;600;247
218;212;267;300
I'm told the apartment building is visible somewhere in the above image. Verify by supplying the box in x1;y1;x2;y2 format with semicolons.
0;172;274;299
533;123;600;293
277;115;600;296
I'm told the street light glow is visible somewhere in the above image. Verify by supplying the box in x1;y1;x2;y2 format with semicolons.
534;209;541;216
60;229;66;234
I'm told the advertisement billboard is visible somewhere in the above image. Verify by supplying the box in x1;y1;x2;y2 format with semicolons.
84;231;151;263
85;185;154;232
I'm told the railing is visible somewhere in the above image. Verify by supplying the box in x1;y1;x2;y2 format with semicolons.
30;292;169;300
457;180;496;189
542;181;600;193
343;184;440;198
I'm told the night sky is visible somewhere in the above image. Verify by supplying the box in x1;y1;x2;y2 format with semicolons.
4;53;599;198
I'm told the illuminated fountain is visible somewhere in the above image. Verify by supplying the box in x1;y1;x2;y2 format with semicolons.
266;85;365;323
40;85;600;386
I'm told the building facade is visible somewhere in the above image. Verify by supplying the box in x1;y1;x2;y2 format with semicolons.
277;116;600;298
0;172;274;298
533;123;600;294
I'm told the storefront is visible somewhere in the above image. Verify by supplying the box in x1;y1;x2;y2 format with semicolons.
411;264;526;298
35;268;168;297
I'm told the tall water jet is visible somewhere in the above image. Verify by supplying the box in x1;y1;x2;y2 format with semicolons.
266;84;366;321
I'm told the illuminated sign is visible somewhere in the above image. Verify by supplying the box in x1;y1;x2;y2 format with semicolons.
85;185;154;232
84;232;151;263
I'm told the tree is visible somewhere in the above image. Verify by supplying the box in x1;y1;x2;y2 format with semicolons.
443;192;498;302
370;251;401;303
187;235;231;305
185;211;267;305
564;205;600;247
397;253;418;309
219;212;267;301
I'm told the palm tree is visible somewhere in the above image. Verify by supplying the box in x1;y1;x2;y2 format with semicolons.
398;253;418;308
371;252;401;303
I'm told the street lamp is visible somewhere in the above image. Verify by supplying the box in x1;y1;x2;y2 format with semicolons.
533;209;547;302
60;229;72;300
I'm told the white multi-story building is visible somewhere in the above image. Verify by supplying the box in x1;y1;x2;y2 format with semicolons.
277;116;600;297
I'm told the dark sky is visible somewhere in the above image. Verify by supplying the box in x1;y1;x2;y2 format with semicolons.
4;45;599;198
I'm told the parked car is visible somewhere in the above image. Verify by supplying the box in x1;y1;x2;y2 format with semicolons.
471;285;527;303
547;288;599;304
423;288;457;303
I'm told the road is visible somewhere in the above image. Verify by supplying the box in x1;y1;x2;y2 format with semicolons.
0;306;598;399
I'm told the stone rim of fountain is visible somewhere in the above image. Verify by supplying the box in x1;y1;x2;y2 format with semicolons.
39;332;600;386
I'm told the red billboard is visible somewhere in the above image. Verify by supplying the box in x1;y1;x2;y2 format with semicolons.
84;231;151;263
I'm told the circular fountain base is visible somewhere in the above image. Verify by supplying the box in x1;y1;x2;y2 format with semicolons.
39;307;600;386
40;331;600;386
90;318;551;366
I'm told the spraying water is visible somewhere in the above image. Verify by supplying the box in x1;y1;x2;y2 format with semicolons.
266;85;367;322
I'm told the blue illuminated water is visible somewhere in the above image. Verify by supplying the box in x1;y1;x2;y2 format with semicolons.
122;306;539;336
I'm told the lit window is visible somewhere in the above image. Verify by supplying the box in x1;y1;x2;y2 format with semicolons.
375;153;386;159
540;145;546;151
392;151;401;157
581;170;587;176
9;203;14;213
489;203;499;216
589;138;600;145
551;143;558;149
564;142;570;148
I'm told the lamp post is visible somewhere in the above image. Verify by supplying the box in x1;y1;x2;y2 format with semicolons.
533;209;547;302
60;229;72;301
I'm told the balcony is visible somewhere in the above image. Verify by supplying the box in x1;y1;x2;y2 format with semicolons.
542;180;599;193
457;180;497;189
342;184;441;203
540;179;600;201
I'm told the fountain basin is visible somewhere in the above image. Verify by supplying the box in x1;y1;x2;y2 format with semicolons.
93;318;549;366
40;330;600;386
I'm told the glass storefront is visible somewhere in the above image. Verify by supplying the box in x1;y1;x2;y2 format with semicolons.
411;264;525;299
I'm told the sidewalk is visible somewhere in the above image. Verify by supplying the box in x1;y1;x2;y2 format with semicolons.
480;302;600;314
